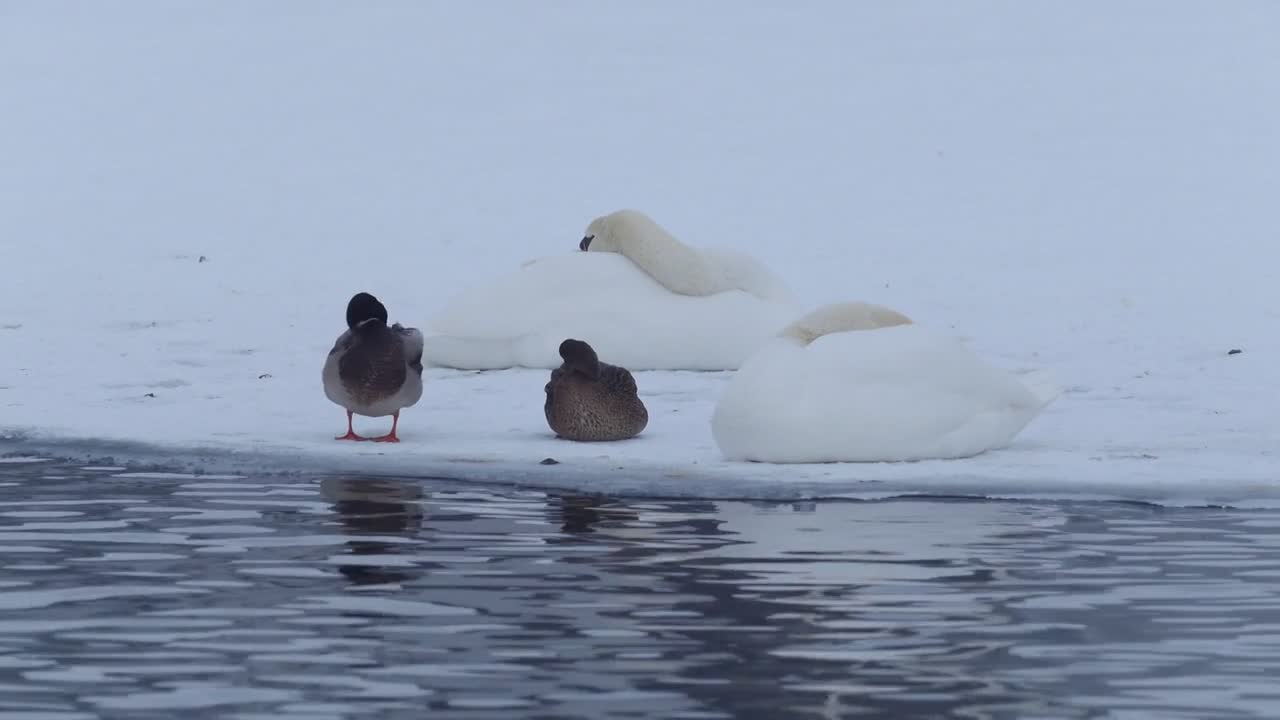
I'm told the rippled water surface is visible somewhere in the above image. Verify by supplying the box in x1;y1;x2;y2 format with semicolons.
3;458;1280;719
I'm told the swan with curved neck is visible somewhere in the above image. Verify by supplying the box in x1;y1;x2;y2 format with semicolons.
579;209;727;297
778;301;914;345
418;209;799;371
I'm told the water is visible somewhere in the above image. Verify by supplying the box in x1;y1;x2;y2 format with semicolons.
2;459;1279;719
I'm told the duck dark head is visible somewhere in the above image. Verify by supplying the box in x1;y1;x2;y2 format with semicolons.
346;292;388;330
558;338;600;378
579;235;594;251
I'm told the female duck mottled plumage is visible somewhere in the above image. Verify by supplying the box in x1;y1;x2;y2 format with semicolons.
544;339;647;441
323;292;424;442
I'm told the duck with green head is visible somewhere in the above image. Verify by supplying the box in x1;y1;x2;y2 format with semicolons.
323;292;424;442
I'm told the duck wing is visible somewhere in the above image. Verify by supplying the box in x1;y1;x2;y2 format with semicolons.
393;323;425;374
338;328;409;400
598;363;639;395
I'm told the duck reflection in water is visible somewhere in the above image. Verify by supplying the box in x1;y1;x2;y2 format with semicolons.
552;494;660;535
320;477;425;586
556;495;610;534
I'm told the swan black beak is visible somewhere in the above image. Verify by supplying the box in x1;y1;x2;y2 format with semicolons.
579;235;593;251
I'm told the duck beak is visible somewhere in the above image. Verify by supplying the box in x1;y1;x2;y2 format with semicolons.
579;235;593;251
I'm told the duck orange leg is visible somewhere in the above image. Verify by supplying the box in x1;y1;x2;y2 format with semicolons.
335;411;366;441
371;412;401;443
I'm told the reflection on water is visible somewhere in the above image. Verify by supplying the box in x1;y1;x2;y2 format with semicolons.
1;459;1279;719
323;478;425;587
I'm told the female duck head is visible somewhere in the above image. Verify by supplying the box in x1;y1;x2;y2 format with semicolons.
346;292;389;331
559;338;601;378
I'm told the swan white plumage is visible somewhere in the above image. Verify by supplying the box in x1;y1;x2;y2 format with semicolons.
421;209;799;371
579;209;794;302
711;302;1061;463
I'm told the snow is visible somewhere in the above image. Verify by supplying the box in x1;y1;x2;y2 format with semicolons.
1;1;1278;507
711;321;1061;463
421;251;797;370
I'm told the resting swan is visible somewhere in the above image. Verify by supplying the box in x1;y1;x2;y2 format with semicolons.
420;209;798;371
710;302;1060;463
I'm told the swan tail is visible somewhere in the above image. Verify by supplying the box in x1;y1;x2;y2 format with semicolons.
1017;368;1063;410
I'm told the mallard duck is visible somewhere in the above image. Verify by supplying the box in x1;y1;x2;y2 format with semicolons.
544;338;648;441
322;292;424;442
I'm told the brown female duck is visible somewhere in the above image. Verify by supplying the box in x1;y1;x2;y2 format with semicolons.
544;339;647;441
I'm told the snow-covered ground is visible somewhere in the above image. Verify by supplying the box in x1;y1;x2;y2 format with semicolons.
2;2;1277;506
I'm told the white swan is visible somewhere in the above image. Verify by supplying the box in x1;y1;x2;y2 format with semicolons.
710;302;1060;463
421;209;798;371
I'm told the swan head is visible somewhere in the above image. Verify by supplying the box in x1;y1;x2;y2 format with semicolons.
779;302;913;346
558;338;601;378
579;209;659;254
346;292;388;330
